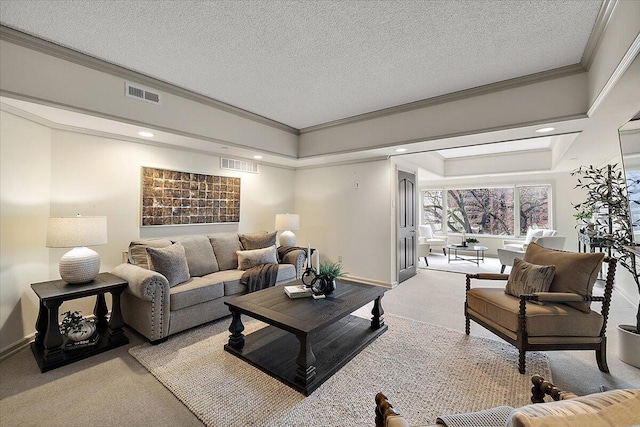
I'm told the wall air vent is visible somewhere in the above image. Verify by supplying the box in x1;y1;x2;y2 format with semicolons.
221;157;259;173
125;82;162;105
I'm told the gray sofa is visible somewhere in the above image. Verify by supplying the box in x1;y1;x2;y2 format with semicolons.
111;232;305;343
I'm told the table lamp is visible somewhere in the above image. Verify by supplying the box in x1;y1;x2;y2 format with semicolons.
275;213;300;247
46;215;108;284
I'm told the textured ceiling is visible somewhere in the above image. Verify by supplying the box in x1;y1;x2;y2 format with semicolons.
0;0;602;129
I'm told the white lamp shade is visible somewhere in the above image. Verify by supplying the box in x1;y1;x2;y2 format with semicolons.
46;216;108;248
46;216;107;284
275;214;300;231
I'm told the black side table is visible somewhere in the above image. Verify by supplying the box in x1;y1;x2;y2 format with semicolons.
30;272;129;372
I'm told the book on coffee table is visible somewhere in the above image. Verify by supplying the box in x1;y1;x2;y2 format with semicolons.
284;284;313;299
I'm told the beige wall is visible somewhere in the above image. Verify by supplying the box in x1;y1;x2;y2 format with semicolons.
0;111;51;352
0;112;296;354
294;159;393;286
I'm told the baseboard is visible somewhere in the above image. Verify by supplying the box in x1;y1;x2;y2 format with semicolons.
343;274;393;289
0;333;36;362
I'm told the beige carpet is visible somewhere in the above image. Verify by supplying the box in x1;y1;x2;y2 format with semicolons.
129;313;551;427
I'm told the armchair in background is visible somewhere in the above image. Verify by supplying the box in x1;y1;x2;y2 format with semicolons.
497;235;566;273
418;225;448;256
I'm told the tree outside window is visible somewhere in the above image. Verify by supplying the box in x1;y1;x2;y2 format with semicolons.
447;188;514;235
422;185;551;237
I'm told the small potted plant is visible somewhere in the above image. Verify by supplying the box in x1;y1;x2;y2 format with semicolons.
313;261;346;295
60;310;96;342
466;237;479;245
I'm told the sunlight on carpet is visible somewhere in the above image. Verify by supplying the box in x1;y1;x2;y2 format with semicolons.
129;314;550;427
423;253;506;275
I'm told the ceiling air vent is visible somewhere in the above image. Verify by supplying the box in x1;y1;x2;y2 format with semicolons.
125;82;161;105
221;157;259;173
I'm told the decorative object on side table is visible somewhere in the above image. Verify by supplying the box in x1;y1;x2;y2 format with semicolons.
60;310;98;350
311;260;346;296
46;215;108;284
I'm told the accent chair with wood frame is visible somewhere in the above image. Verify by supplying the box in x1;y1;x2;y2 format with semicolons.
464;243;616;374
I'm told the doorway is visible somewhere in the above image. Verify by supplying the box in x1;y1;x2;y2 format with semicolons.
398;170;417;282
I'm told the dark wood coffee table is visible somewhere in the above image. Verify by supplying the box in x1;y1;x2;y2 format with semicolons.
224;279;386;395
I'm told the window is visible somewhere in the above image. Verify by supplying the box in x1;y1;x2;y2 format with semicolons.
422;185;552;237
447;188;514;235
422;190;443;231
518;185;551;234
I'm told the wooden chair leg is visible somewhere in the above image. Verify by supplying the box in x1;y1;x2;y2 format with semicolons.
596;338;609;373
464;312;470;335
424;257;429;266
518;349;526;374
442;248;446;255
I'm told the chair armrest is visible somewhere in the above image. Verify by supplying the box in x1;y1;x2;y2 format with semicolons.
530;375;578;403
375;393;410;427
503;239;524;246
111;263;170;302
530;292;586;303
467;273;510;281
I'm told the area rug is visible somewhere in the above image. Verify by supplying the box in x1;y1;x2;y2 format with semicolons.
129;314;550;427
423;253;506;275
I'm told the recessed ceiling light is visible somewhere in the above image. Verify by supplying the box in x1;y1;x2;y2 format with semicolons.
535;127;555;133
138;131;154;138
395;148;408;153
253;155;263;160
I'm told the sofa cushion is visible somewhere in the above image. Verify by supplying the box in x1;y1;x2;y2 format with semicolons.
146;243;190;287
506;389;640;427
237;245;278;270
209;233;243;270
128;239;173;269
210;264;296;296
205;269;245;296
174;235;219;276
239;231;277;250
505;258;555;302
169;276;224;311
523;243;604;313
467;288;603;337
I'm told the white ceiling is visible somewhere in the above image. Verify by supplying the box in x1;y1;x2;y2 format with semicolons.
0;0;602;129
1;0;631;178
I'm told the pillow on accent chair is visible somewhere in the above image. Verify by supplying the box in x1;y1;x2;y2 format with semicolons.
523;243;604;313
237;245;278;270
524;228;545;244
239;231;277;250
146;243;190;287
505;258;555;303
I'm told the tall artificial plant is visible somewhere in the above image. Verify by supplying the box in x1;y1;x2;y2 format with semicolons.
572;164;640;334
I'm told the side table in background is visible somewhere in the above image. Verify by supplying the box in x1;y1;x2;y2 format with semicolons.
30;272;129;372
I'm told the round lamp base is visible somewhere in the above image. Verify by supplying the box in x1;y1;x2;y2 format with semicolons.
59;247;101;284
279;230;296;247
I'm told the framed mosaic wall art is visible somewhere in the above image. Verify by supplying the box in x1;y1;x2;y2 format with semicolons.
141;167;240;226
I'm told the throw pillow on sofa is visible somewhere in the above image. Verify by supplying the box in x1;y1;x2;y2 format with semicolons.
209;233;243;270
237;245;278;270
239;231;277;250
173;235;219;276
146;243;190;287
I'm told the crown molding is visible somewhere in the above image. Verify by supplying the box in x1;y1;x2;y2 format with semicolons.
299;64;586;134
587;31;640;118
581;0;617;70
0;25;299;135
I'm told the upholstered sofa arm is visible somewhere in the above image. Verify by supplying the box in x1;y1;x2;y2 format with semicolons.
111;263;170;302
279;248;306;279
